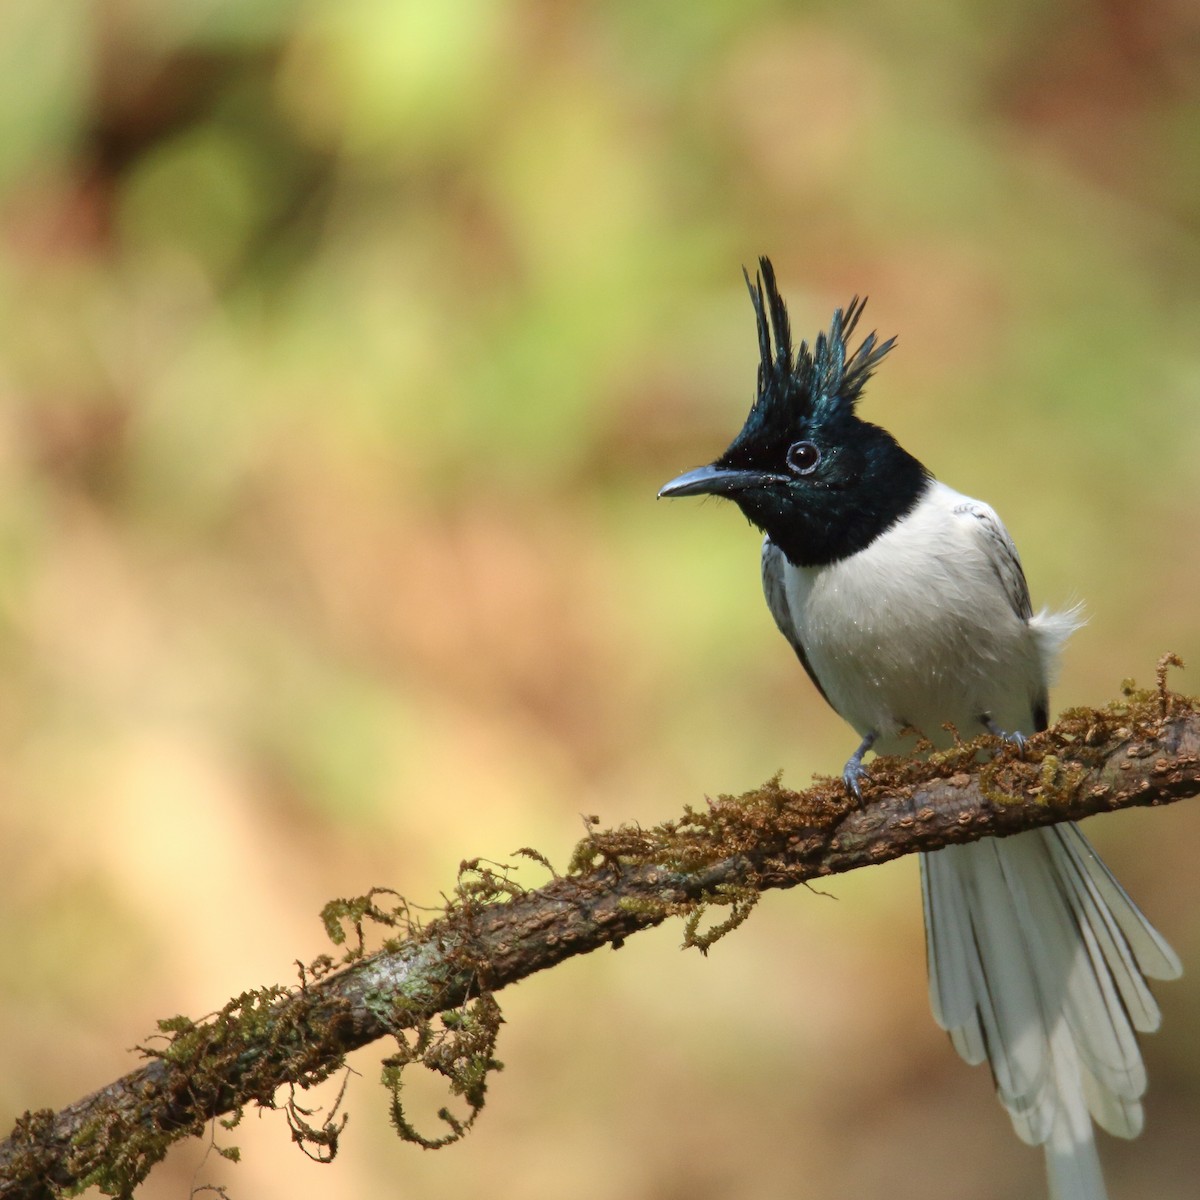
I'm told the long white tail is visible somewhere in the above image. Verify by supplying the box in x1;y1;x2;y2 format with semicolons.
920;823;1181;1200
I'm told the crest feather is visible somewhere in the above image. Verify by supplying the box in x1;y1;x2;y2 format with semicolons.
744;256;895;429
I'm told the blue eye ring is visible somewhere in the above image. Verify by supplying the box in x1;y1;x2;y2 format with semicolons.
786;440;821;475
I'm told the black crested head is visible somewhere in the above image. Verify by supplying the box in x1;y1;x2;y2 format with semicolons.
659;256;931;567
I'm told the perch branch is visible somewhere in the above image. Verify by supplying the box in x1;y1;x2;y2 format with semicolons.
2;679;1197;1199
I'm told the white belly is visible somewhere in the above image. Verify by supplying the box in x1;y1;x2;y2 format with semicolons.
781;483;1048;753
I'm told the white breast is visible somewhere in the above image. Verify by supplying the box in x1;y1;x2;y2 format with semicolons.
779;481;1069;753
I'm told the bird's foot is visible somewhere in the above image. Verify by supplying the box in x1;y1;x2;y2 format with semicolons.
842;758;869;800
982;716;1027;756
841;731;878;800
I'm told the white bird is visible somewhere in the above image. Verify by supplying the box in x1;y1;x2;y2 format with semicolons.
659;258;1181;1199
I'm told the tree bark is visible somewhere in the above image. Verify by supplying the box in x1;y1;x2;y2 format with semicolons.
2;683;1197;1200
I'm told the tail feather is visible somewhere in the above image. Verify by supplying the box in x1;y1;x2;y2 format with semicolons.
1044;1022;1109;1200
999;833;1145;1124
1053;823;1182;985
920;823;1177;1197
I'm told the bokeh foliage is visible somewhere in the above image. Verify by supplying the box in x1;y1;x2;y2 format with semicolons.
1;2;1198;1197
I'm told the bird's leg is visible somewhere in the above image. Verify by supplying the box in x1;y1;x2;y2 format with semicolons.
842;731;877;799
981;714;1026;755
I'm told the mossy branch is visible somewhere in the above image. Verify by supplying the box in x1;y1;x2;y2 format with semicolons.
2;670;1198;1200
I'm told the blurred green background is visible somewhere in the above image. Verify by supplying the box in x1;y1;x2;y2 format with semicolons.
2;1;1199;1197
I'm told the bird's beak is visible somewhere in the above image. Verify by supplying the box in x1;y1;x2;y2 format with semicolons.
657;464;782;499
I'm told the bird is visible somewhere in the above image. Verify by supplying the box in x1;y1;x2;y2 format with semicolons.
658;256;1181;1200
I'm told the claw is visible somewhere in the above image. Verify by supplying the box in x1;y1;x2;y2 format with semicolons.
842;758;869;799
982;716;1027;756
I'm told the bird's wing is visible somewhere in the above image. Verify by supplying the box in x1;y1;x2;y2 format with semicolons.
953;497;1052;729
761;538;831;707
953;499;1034;621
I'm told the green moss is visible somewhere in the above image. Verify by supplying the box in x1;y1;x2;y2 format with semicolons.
682;884;760;955
320;888;414;959
380;993;504;1150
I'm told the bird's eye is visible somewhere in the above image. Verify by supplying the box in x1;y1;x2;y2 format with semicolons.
786;440;821;475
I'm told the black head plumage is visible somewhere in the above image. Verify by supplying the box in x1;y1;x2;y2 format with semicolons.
727;256;896;459
659;256;928;567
